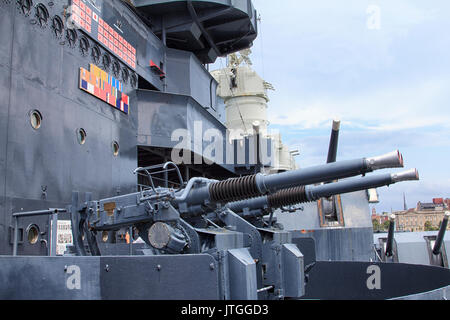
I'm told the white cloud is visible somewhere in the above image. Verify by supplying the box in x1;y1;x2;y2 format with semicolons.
215;1;450;211
267;76;450;131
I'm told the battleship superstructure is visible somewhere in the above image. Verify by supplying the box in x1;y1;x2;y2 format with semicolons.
0;0;449;300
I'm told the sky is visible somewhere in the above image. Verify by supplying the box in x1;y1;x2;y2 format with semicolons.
212;0;450;213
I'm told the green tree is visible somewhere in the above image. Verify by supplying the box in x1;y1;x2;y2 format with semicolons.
424;221;433;231
372;219;381;232
382;220;390;231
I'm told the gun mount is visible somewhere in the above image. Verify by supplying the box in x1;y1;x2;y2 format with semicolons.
62;150;414;299
425;211;450;267
71;150;406;250
67;150;406;256
377;212;449;268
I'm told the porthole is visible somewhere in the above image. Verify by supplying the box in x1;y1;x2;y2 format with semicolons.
121;68;129;84
91;45;101;64
112;60;120;77
51;15;64;38
102;231;109;243
79;35;90;56
26;224;39;245
130;73;137;88
112;141;119;157
29;110;42;130
17;0;32;16
77;128;87;145
35;3;49;27
102;53;111;70
66;28;77;47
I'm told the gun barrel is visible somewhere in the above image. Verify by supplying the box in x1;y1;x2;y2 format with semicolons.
206;150;404;204
226;169;419;214
306;169;418;201
432;211;450;255
385;214;396;257
327;120;340;164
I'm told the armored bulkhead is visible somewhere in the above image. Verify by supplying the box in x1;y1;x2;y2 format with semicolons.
0;0;258;255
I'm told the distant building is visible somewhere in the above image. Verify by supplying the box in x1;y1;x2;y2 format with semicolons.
394;198;450;232
417;201;444;211
371;213;389;225
445;198;450;209
395;210;448;232
373;197;450;232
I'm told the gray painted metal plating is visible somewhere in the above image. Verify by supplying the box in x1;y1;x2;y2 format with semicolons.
377;231;449;266
12;208;67;256
0;0;258;255
134;0;258;63
0;0;140;255
277;190;374;262
0;255;220;300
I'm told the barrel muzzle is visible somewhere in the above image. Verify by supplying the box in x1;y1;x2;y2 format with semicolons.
391;169;419;183
332;119;341;131
365;150;404;170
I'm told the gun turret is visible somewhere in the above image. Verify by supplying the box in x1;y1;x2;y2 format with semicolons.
70;150;407;255
432;211;449;255
226;169;419;217
78;151;406;233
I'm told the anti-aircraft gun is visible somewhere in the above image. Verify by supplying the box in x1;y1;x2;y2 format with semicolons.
378;214;397;262
427;212;450;267
377;212;449;268
67;149;416;299
70;149;406;254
